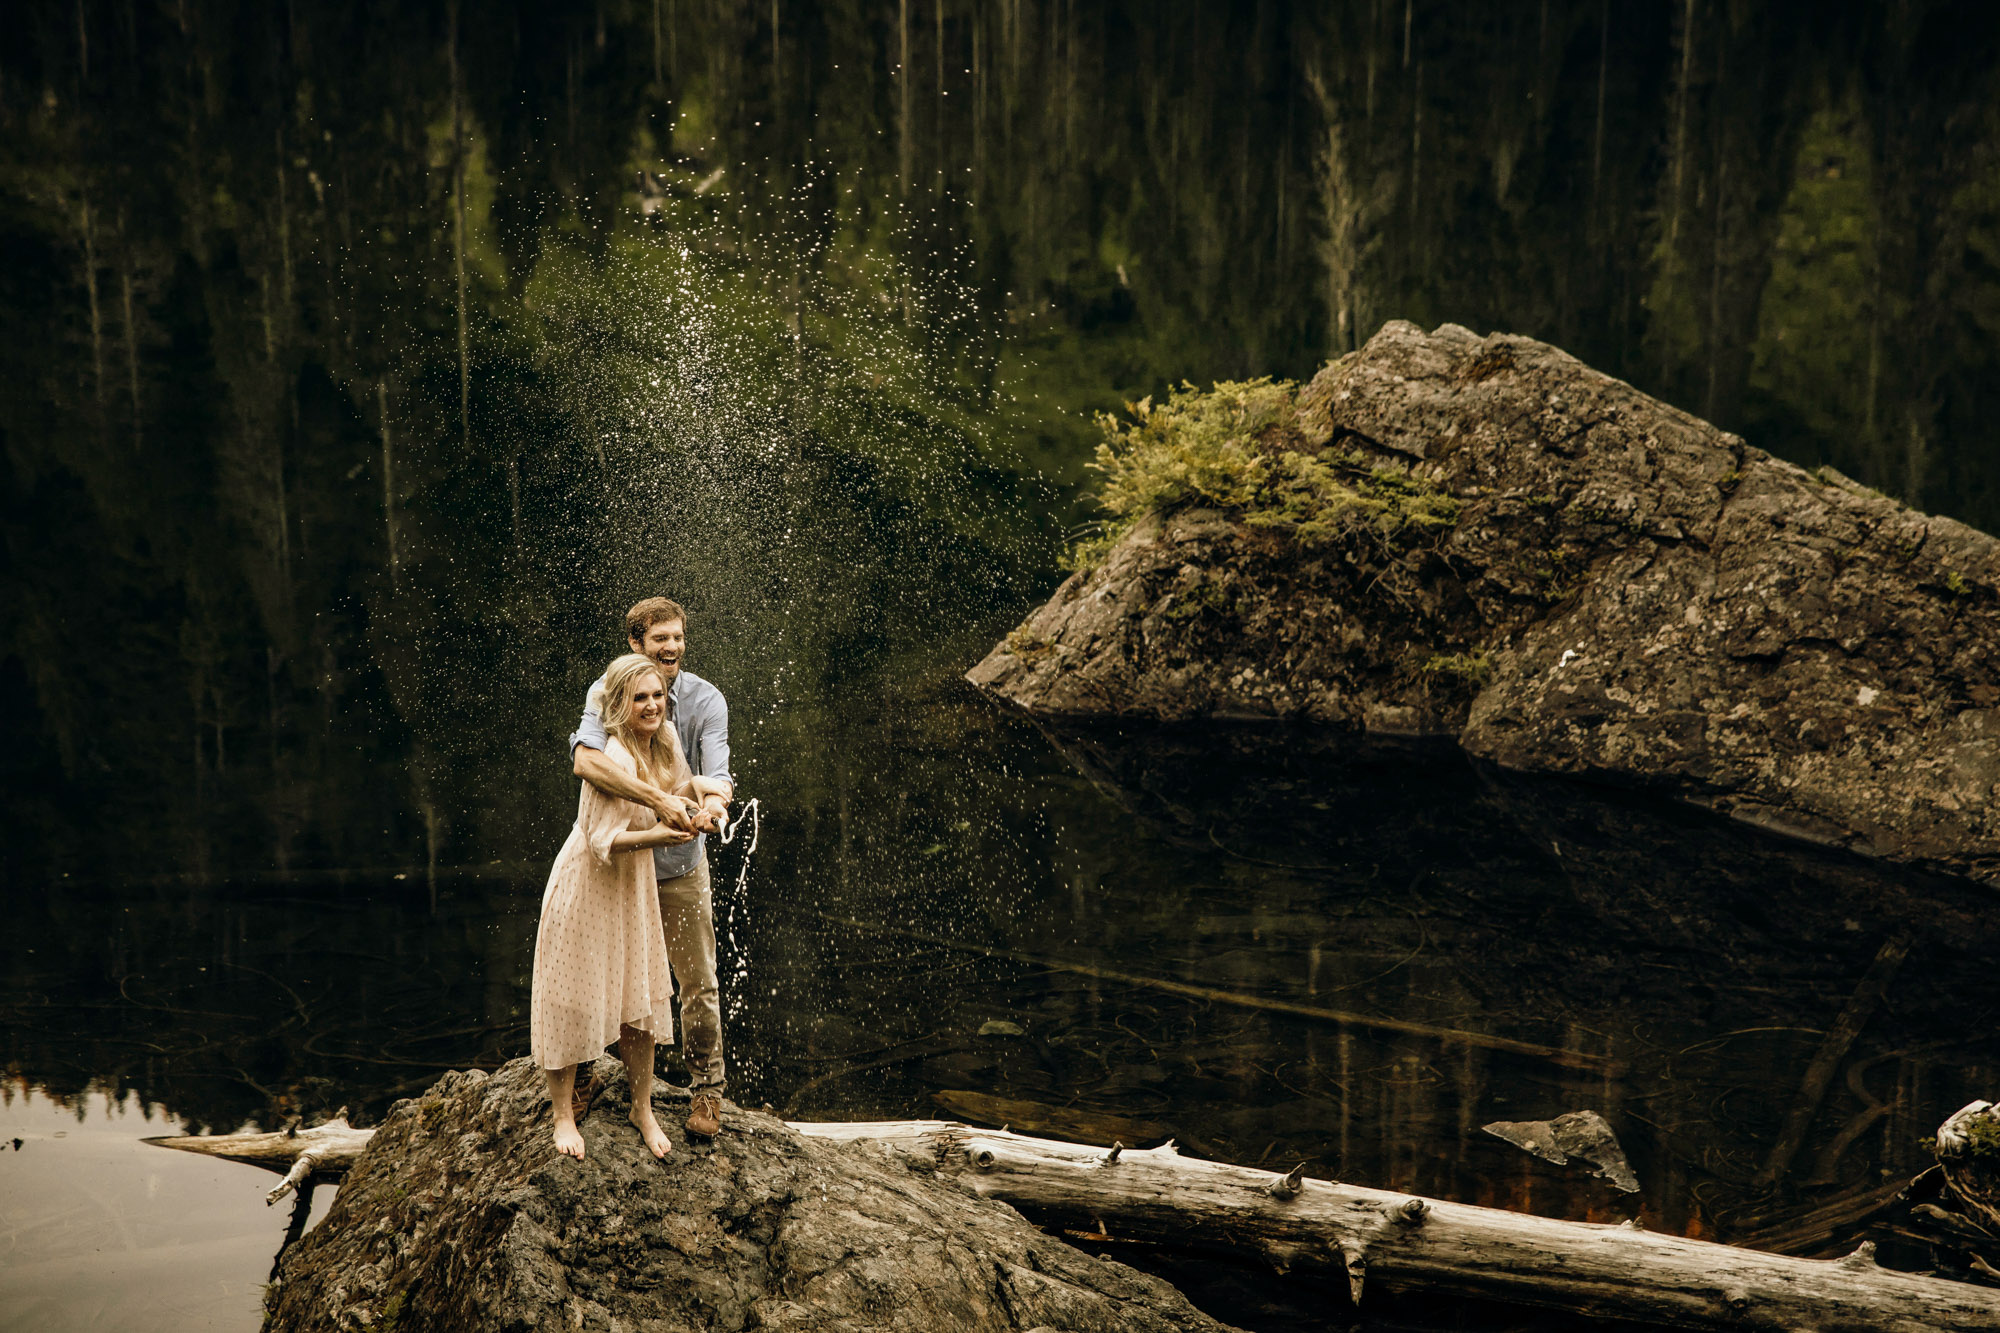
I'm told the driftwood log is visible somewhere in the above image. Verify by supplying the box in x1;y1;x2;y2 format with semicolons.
153;1108;2000;1330
145;1108;374;1204
796;1121;2000;1332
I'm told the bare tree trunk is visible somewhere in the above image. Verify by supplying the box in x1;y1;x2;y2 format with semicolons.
1366;0;1379;125
797;1122;1999;1330
1668;0;1695;250
1756;936;1908;1187
934;0;945;192
898;0;911;194
1408;60;1422;264
119;231;140;447
79;197;104;407
1703;32;1727;419
972;12;983;192
1592;0;1607;226
1705;150;1726;419
414;752;443;915
146;1111;370;1205
259;271;275;359
1902;413;1930;510
266;641;292;877
448;0;470;457
378;379;398;591
276;127;294;313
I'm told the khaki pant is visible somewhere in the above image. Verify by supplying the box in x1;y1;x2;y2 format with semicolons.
658;861;726;1093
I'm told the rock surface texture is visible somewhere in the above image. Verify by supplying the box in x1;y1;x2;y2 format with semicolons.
262;1058;1237;1333
969;321;2000;883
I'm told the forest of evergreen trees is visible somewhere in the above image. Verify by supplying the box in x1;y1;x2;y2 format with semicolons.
6;0;2000;881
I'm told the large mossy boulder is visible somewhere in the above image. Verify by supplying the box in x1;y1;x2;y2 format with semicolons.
969;320;2000;884
263;1059;1237;1333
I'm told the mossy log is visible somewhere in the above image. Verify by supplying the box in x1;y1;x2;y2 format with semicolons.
154;1109;2000;1329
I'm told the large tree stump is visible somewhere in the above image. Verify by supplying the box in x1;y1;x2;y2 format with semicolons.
244;1061;1234;1333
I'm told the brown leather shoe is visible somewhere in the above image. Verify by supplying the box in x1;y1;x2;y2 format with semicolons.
686;1090;723;1138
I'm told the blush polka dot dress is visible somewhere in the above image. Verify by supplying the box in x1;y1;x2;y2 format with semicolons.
530;737;674;1070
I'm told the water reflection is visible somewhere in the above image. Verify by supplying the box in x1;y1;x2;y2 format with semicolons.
9;684;1997;1297
756;695;2000;1258
0;1085;332;1333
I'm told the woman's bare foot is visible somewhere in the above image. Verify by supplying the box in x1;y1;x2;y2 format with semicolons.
630;1105;673;1159
545;1065;586;1159
552;1116;586;1159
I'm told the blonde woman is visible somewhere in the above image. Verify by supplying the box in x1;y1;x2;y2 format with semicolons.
531;653;728;1160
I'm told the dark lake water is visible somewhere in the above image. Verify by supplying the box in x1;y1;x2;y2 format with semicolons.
10;677;2000;1329
9;1;2000;1328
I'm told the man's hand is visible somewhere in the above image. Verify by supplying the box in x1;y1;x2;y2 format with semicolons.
690;793;729;834
652;793;698;830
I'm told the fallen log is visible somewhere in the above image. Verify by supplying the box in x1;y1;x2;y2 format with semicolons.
794;1120;2000;1331
144;1109;374;1204
155;1109;2000;1329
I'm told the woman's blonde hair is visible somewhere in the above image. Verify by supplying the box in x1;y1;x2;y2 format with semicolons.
599;653;690;792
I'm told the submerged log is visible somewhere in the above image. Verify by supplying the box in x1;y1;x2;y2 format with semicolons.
158;1100;2000;1329
817;911;1624;1074
793;1120;2000;1331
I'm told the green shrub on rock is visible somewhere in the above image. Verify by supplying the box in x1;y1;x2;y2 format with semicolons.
1068;377;1459;568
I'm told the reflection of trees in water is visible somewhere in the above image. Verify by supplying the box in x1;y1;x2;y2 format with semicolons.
9;699;2000;1263
5;875;540;1135
751;710;2000;1257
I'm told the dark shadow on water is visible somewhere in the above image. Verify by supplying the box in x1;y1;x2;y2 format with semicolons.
7;686;1999;1328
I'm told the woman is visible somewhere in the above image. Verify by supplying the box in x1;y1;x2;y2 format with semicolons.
530;652;728;1160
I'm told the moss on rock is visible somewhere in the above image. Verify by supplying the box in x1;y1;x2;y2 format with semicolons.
1067;377;1459;569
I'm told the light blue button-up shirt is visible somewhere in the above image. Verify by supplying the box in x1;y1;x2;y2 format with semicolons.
569;668;733;881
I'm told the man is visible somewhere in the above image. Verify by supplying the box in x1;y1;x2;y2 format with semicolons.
570;596;734;1138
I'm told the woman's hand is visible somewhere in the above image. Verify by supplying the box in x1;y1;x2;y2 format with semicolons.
610;823;695;852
